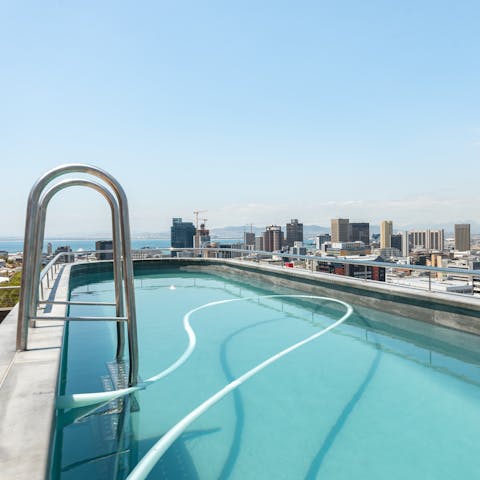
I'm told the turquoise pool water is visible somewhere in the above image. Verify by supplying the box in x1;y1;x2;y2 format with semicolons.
51;269;480;479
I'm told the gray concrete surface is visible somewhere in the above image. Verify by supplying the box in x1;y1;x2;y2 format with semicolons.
0;265;69;480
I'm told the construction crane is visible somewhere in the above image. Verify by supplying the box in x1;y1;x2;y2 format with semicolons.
193;210;207;249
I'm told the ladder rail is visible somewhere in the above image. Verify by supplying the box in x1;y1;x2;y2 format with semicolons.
34;179;125;358
17;164;139;386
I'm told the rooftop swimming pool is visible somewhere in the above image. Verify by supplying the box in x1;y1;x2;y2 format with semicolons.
50;267;480;479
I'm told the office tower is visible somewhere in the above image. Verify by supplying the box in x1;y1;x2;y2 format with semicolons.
47;242;53;256
410;230;427;250
349;222;370;245
409;229;444;252
95;240;113;260
286;219;303;247
429;229;444;251
263;225;284;252
255;236;264;251
171;218;196;254
331;218;349;243
402;230;409;256
244;232;255;248
315;233;331;250
455;224;471;251
380;221;393;248
391;233;403;251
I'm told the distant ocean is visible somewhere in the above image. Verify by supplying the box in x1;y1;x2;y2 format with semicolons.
0;238;241;253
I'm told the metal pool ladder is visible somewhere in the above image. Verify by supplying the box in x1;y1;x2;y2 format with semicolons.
16;164;139;386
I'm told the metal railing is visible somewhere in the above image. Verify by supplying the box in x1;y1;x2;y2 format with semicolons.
16;165;139;386
10;245;480;309
139;246;480;298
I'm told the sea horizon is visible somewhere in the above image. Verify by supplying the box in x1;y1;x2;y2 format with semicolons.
0;237;244;253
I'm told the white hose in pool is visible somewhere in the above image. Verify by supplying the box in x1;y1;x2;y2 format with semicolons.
118;294;351;480
57;295;351;409
57;294;352;479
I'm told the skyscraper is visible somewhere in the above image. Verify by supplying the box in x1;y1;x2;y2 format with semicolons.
391;233;403;251
331;218;349;243
349;222;370;245
380;221;393;248
408;229;444;251
171;218;196;255
285;219;303;247
263;225;284;252
455;224;471;251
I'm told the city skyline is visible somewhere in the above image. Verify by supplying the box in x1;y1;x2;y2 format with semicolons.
2;2;480;235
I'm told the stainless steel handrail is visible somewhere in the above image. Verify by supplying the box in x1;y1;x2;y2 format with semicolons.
34;179;125;358
17;164;138;386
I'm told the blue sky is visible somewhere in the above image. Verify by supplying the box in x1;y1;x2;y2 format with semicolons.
1;1;479;236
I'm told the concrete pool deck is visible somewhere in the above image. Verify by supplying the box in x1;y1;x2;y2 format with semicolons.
1;258;480;479
0;265;69;479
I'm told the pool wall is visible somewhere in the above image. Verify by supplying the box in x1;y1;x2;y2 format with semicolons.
123;258;480;336
190;259;480;335
70;257;480;334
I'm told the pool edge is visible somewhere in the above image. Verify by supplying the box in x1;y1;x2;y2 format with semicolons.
0;265;70;480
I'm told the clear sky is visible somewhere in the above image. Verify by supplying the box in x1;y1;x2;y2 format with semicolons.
1;1;479;236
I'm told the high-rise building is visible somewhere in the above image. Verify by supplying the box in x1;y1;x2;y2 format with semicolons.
285;219;303;247
95;240;113;260
408;229;444;252
429;230;444;251
402;230;409;256
331;218;349;243
391;233;403;252
263;225;284;252
380;221;393;248
349;222;370;245
171;218;196;256
455;224;471;251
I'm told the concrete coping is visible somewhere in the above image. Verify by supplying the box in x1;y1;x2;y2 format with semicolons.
0;264;70;480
